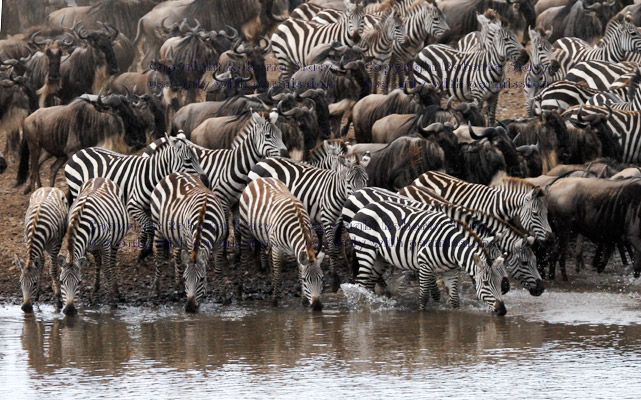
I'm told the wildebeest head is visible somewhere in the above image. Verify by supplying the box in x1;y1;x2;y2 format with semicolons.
181;249;208;313
277;97;320;159
75;22;119;75
29;31;74;82
226;36;271;92
96;91;147;149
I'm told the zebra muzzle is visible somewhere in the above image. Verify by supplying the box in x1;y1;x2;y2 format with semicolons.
185;297;199;313
21;302;34;313
493;301;507;317
311;297;323;312
63;303;77;316
529;279;545;296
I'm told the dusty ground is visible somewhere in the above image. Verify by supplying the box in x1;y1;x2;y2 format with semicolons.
0;56;607;310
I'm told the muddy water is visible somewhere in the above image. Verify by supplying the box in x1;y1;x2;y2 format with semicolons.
1;285;641;398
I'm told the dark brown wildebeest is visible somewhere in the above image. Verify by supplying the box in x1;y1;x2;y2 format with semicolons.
47;0;161;40
544;176;641;280
211;37;271;92
132;0;285;69
0;73;38;162
536;0;611;44
57;23;120;104
16;91;150;194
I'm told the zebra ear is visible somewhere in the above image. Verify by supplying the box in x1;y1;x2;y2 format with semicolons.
481;236;495;247
269;109;279;124
527;236;535;245
531;187;543;198
360;151;371;168
13;255;24;270
57;255;67;268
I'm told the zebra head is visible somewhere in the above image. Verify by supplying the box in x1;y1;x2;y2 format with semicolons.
424;1;450;40
248;111;288;158
59;254;85;316
488;21;526;64
385;11;409;48
471;252;507;316
519;187;554;243
14;255;41;313
344;0;365;43
181;250;208;313
483;239;510;295
172;133;208;183
337;152;370;193
617;14;641;54
507;236;544;296
527;26;559;76
298;251;325;311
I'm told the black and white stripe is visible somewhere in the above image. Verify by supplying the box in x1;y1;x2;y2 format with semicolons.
271;0;365;82
248;154;370;289
64;134;206;261
412;15;524;124
565;60;639;91
307;139;348;169
349;200;507;314
59;178;129;315
151;172;229;312
239;177;325;309
14;187;68;312
412;171;554;243
532;80;602;115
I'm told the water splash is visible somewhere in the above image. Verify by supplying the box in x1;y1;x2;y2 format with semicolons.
339;283;398;311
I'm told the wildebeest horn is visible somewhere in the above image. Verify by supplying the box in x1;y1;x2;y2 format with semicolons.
220;25;238;40
604;0;616;7
132;85;139;96
99;21;119;41
583;2;602;11
96;88;106;108
255;36;271;54
74;21;88;40
29;31;51;48
516;144;536;157
178;18;191;33
213;70;232;82
160;16;173;32
123;85;132;99
241;71;254;82
58;33;75;47
576;105;587;124
299;88;326;99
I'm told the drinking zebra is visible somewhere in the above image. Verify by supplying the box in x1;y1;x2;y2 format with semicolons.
349;200;507;314
60;178;129;315
151;172;229;312
64;134;206;262
412;171;554;243
248;154;370;291
239;178;325;310
412;12;527;125
398;185;543;296
14;187;68;313
271;0;365;82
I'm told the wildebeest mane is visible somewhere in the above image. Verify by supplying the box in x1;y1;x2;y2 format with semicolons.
459;140;507;184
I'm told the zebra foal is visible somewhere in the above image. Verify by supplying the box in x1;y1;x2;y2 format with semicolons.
60;178;129;316
239;178;325;310
14;187;68;312
151;172;229;312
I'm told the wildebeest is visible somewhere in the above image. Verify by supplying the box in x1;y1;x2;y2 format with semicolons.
0;73;38;161
57;22;120;104
438;0;536;44
132;0;285;69
536;0;612;44
47;0;161;40
208;37;271;92
16;91;150;194
544;176;641;280
561;104;623;163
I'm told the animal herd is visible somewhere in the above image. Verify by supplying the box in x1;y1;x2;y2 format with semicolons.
2;0;641;317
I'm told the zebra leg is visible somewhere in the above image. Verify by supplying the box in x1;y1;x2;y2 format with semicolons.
89;251;102;304
486;93;499;126
129;205;154;262
323;218;342;293
418;268;435;311
442;271;460;309
271;249;283;307
103;248;121;308
151;231;167;298
173;248;184;298
49;251;62;310
213;245;231;305
427;273;440;304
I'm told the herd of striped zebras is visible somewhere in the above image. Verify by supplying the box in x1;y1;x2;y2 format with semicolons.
10;0;641;318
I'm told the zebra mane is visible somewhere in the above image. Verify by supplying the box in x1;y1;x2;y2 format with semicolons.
143;136;172;156
66;195;90;266
407;0;427;12
25;201;44;271
191;191;209;262
231;110;271;149
295;200;316;261
450;218;491;261
627;67;641;101
493;176;539;193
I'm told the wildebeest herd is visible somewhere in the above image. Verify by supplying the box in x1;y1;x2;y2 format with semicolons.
2;0;641;317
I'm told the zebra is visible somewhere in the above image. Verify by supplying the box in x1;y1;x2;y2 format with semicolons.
59;178;129;316
64;134;206;262
290;3;325;20
565;60;640;91
248;154;370;292
339;186;510;296
13;187;68;313
398;185;543;296
552;13;641;79
239;177;325;309
523;27;561;117
349;200;507;314
531;80;603;115
412;12;526;125
151;172;229;312
359;10;408;93
307;139;348;169
562;105;641;163
411;171;554;243
586;67;641;111
271;0;365;82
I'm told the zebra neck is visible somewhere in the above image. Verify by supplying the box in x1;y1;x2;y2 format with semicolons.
594;39;625;62
232;134;262;177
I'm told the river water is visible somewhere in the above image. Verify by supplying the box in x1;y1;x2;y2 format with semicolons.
1;282;641;398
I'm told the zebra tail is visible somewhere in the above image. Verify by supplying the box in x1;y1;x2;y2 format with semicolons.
15;136;29;187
